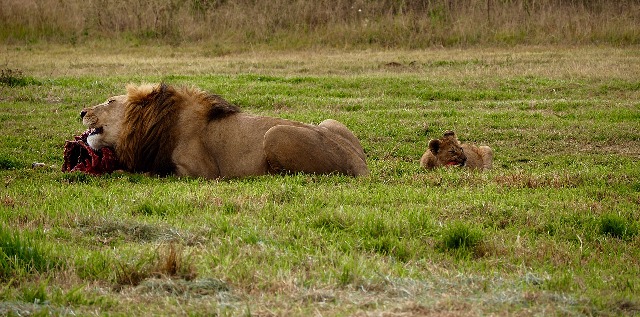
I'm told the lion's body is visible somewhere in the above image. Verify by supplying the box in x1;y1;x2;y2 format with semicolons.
81;84;369;178
420;131;493;170
460;144;493;170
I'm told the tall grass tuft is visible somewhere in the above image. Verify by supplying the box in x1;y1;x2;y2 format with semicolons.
440;221;484;257
599;214;638;240
114;243;196;288
0;226;59;280
20;281;48;304
0;69;38;87
0;154;24;170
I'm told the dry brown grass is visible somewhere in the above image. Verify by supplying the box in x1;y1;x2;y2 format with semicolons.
1;0;638;47
114;243;197;288
3;44;639;82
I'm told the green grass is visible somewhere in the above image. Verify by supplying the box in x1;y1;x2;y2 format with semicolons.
0;226;60;280
0;45;639;316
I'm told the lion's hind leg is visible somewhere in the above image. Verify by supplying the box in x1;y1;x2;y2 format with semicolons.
318;119;367;162
264;124;369;177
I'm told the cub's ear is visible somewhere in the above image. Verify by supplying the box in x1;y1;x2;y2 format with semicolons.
443;130;460;143
428;139;440;154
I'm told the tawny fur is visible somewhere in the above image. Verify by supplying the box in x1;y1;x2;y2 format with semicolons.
81;83;369;178
420;131;493;170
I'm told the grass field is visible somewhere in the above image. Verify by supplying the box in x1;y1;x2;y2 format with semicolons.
1;44;639;316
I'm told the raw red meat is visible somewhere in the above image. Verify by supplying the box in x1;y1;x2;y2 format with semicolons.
62;130;119;175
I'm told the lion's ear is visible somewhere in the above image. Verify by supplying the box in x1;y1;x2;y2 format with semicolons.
429;139;440;154
443;130;460;144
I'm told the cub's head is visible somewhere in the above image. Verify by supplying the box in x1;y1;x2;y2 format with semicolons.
80;95;127;150
428;131;467;167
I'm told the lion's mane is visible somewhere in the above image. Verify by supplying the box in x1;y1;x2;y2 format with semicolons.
117;83;240;175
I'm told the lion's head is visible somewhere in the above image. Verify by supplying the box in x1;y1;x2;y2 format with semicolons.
81;95;127;151
427;131;467;167
80;83;240;175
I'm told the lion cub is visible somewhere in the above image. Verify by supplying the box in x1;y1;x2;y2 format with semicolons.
420;131;493;170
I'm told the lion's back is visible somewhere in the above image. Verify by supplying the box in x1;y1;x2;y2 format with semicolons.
461;144;493;170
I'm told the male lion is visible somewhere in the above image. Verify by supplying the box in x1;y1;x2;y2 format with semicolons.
420;131;493;170
78;83;369;178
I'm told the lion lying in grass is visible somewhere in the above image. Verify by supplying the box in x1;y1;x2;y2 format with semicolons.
65;83;369;178
420;131;493;170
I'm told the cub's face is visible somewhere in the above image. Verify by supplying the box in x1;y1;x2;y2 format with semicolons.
428;131;467;167
80;95;127;150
